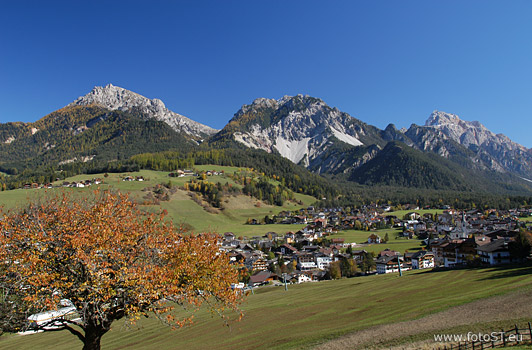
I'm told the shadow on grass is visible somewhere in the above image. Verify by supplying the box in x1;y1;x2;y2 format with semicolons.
477;262;532;280
409;262;532;280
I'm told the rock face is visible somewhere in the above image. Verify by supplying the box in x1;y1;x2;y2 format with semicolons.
217;94;383;171
217;97;532;182
69;84;217;139
425;111;525;151
419;110;532;179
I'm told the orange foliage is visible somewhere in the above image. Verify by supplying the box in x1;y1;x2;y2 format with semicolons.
0;190;242;348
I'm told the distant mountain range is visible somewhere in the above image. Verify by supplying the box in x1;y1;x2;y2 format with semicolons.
1;84;530;195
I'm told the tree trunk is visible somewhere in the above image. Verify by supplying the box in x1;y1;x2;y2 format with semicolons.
82;327;106;350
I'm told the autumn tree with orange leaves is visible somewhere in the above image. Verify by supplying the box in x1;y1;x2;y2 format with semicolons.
0;191;241;350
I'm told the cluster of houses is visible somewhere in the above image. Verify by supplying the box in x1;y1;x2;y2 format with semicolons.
23;178;104;189
122;176;145;182
222;206;531;287
168;169;224;178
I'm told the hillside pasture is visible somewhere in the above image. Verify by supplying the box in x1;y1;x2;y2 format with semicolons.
2;265;532;350
0;168;315;236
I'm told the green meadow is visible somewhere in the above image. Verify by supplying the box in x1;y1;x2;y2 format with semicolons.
0;167;313;236
2;265;532;350
329;228;424;254
384;209;445;219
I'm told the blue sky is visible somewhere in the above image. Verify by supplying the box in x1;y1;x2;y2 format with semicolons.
1;1;531;147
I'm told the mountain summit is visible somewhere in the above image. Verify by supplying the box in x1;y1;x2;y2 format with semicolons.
213;94;383;170
420;110;532;179
69;84;217;139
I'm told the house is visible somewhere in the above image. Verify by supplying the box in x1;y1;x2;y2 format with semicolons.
278;243;298;256
228;251;245;263
249;271;279;287
376;255;406;274
250;257;269;272
293;215;308;224
351;250;367;262
301;245;319;252
455;238;478;264
297;253;317;271
367;234;381;244
294;272;312;283
238;243;254;252
223;232;235;241
378;249;399;258
314;253;332;270
411;251;435;269
430;238;450;266
438;212;453;225
330;238;345;245
285;232;295;244
405;212;421;221
476;239;519;265
442;241;460;267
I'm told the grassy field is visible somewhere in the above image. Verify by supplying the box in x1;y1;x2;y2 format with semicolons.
2;264;532;350
329;228;424;254
0;167;314;236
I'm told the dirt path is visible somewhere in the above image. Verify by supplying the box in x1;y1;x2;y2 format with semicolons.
313;288;532;350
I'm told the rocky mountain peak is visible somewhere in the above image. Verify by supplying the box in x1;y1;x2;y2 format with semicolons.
423;110;521;149
416;110;531;178
223;94;380;169
69;84;217;139
425;110;463;127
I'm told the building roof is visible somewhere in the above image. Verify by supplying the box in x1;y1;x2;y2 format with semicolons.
476;239;510;253
249;271;278;284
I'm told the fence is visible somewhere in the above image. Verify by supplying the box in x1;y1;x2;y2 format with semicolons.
435;322;532;350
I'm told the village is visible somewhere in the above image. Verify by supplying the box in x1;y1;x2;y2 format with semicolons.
15;171;532;289
223;205;532;288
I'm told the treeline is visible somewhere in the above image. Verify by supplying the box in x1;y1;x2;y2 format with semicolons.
127;148;339;201
316;182;532;210
130;152;195;171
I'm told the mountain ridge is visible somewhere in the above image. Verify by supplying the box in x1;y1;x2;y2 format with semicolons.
414;110;532;179
69;84;217;140
1;85;531;197
213;94;384;170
